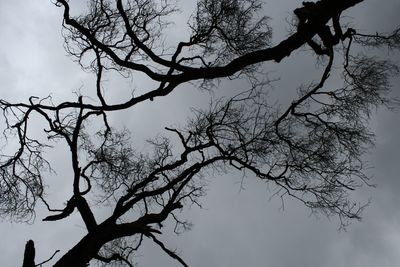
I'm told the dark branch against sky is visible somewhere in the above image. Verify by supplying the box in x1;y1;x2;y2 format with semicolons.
0;0;399;266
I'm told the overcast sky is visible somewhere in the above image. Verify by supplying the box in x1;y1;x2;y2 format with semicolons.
0;1;399;267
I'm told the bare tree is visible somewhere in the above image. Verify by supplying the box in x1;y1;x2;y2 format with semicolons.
0;0;398;266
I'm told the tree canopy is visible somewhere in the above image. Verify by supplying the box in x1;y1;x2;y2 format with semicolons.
0;0;399;266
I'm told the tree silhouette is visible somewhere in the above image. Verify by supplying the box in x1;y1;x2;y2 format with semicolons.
0;0;398;266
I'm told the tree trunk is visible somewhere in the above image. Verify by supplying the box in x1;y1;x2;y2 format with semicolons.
53;233;104;267
53;221;145;266
22;240;35;267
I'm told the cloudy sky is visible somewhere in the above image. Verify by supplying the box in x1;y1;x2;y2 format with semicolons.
0;0;399;267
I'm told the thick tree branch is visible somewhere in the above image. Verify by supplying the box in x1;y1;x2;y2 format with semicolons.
22;240;35;267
